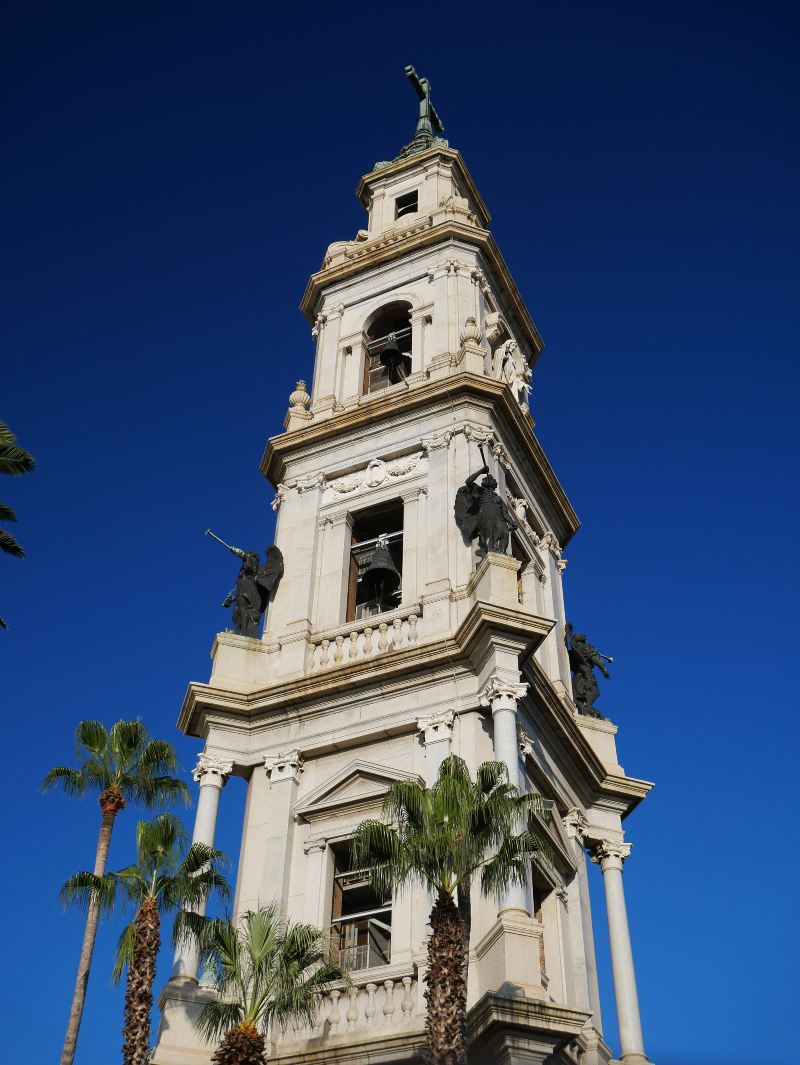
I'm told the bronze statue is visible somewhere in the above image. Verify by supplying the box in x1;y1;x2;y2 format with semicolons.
454;464;519;558
205;530;284;638
565;622;613;718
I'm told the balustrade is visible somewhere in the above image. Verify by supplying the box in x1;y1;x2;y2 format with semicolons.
276;969;420;1049
309;604;421;672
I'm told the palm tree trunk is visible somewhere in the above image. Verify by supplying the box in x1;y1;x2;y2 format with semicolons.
425;889;467;1065
60;789;124;1065
123;896;161;1065
211;1023;267;1065
457;877;472;984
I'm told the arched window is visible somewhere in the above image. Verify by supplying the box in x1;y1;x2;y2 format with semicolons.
362;302;413;395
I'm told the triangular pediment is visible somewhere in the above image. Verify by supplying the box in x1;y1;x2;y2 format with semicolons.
295;760;423;823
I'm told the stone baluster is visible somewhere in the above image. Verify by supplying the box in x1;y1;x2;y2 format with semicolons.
365;983;377;1026
329;989;341;1033
171;752;232;981
346;987;359;1030
383;979;396;1023
480;674;530;915
401;976;414;1021
591;841;648;1064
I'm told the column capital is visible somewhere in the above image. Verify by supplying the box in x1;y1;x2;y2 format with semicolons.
264;749;304;784
303;836;328;854
417;709;455;745
193;753;233;787
480;674;528;715
590;839;632;872
562;807;589;844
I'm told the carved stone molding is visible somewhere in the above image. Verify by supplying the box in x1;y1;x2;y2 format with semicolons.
555;884;569;907
420;428;455;453
417;709;455;745
265;750;304;784
480;675;528;714
590;839;631;871
303;836;328;854
271;483;290;512
562;807;589;845
193;753;233;786
311;312;327;339
462;424;511;470
325;453;423;499
518;729;535;759
297;472;326;494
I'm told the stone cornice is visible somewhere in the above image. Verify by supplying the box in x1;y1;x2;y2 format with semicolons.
178;599;552;738
522;657;655;816
300;219;542;362
261;374;580;546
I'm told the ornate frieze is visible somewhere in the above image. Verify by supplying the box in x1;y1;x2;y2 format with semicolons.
324;453;424;499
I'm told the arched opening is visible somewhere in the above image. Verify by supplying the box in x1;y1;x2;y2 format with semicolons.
362;302;413;394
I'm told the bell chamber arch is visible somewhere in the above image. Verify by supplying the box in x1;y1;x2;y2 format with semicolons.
362;301;413;394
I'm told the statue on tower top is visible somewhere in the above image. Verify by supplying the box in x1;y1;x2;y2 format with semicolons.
378;66;449;167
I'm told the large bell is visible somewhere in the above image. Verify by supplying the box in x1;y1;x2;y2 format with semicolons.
361;534;401;606
379;335;412;383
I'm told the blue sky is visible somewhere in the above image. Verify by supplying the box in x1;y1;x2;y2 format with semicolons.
3;4;798;1064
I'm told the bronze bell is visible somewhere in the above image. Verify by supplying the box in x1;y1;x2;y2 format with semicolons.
379;335;412;383
361;535;401;605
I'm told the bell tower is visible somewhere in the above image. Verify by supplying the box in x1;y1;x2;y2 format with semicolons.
155;70;655;1065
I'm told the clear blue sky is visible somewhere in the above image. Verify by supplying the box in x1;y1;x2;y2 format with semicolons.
3;4;798;1064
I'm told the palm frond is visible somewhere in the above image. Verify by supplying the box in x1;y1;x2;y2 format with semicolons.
0;421;36;475
60;871;117;916
195;999;244;1044
0;503;17;522
135;774;191;808
111;920;137;985
0;528;24;558
42;766;87;797
74;719;109;758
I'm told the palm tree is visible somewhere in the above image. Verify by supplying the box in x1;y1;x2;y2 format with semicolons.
195;905;347;1065
62;813;229;1065
0;418;36;628
351;755;550;1065
43;719;190;1065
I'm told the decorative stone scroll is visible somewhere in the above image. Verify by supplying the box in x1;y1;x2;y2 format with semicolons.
420;428;455;453
518;729;535;759
264;750;304;784
462;423;511;470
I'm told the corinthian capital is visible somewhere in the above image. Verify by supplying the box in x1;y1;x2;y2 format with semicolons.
590;839;632;871
562;807;589;844
264;749;304;784
417;709;455;745
479;674;528;715
193;753;233;786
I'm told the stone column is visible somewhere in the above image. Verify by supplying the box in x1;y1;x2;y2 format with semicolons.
303;838;329;926
261;750;304;910
480;675;529;916
563;808;603;1029
417;709;455;784
171;753;232;981
591;841;648;1064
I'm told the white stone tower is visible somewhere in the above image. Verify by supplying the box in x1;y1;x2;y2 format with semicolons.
154;75;654;1065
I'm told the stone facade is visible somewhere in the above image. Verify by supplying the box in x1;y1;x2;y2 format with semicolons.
154;141;654;1065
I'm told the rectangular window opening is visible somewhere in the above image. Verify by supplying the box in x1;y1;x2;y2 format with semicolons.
395;190;419;219
346;500;404;622
330;840;392;972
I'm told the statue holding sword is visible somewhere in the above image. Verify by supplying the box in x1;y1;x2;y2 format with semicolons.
205;530;284;638
565;622;614;718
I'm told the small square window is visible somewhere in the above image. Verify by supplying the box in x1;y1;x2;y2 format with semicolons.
395;190;418;219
